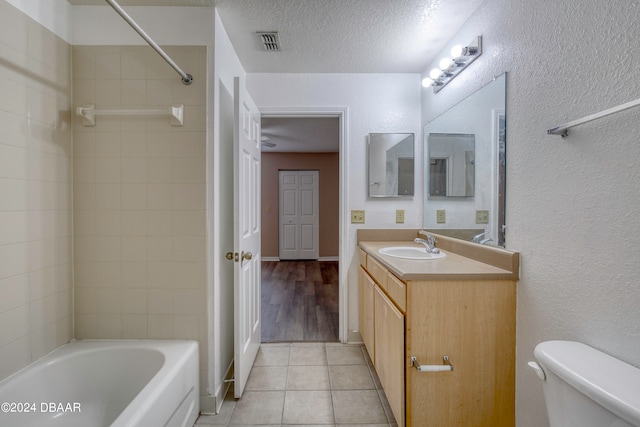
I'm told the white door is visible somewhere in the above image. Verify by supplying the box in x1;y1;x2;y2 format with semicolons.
278;170;319;260
233;77;261;398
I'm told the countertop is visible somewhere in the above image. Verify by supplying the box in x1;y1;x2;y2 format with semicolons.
359;240;518;281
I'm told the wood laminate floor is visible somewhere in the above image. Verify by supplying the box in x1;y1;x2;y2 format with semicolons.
261;260;339;342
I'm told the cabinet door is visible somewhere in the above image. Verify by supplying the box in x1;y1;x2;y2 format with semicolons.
406;280;516;427
358;267;375;360
374;286;405;426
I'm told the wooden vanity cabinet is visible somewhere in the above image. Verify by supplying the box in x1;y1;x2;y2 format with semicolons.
358;248;516;427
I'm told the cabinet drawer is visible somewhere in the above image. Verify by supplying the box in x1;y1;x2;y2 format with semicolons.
366;256;388;290
386;272;406;312
359;248;367;268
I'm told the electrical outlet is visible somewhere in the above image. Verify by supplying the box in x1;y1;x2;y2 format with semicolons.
436;210;446;223
351;210;365;224
476;210;489;224
396;209;405;224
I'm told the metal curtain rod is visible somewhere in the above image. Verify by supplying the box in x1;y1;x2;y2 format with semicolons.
547;97;640;137
105;0;193;85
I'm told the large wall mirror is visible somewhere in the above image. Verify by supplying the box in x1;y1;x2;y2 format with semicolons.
423;73;506;246
368;133;415;197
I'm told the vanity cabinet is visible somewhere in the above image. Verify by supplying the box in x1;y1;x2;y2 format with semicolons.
358;245;516;427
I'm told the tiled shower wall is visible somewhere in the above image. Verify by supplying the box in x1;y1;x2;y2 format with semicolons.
71;45;208;389
0;1;73;381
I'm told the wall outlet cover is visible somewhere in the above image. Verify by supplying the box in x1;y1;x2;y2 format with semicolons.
476;210;489;224
436;210;446;223
351;210;365;224
396;209;405;224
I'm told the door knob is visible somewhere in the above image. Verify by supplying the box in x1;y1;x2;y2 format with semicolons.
241;251;253;261
225;252;238;261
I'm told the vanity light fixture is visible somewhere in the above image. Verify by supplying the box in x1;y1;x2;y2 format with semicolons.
422;35;482;93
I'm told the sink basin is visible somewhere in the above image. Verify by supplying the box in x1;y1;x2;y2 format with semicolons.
379;246;446;260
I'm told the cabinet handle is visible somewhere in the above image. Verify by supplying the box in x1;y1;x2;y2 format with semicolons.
410;355;454;372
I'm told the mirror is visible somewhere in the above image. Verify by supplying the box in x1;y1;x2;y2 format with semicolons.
423;73;506;246
368;133;415;197
428;133;475;197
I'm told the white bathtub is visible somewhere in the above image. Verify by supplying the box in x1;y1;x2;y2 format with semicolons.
0;340;199;427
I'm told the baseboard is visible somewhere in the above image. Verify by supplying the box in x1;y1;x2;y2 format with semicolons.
262;256;280;261
200;360;234;415
199;394;216;415
347;330;363;344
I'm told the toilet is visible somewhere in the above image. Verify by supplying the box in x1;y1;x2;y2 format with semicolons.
529;340;640;427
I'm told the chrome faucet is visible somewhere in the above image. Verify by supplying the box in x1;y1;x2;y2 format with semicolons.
472;231;487;243
414;234;440;254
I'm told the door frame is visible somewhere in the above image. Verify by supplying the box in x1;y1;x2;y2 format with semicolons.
260;106;349;343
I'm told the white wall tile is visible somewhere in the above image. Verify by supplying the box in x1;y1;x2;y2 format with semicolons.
0;211;29;245
0;304;30;347
0;274;29;312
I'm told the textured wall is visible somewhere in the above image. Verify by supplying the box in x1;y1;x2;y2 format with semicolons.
422;1;640;426
0;0;73;381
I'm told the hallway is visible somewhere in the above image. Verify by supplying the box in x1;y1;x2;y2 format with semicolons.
195;342;398;426
261;261;339;342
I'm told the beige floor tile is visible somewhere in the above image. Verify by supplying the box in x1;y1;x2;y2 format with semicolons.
329;364;375;390
245;366;288;391
283;390;334;424
228;391;284;425
326;344;366;365
377;388;397;424
287;365;330;390
332;390;388;424
254;343;291;366
289;343;328;365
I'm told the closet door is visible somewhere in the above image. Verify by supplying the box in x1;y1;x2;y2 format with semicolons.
278;170;319;260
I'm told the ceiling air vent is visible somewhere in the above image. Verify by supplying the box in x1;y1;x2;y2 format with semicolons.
257;32;280;52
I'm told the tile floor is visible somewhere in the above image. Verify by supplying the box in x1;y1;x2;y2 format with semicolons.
195;342;398;426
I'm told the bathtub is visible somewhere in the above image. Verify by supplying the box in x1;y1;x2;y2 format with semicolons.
0;340;199;427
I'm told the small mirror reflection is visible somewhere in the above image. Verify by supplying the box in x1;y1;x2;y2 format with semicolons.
428;133;475;197
368;133;415;197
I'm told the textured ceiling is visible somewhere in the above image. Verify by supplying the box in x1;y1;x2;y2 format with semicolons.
66;0;484;151
215;0;485;73
67;0;485;73
67;0;214;5
261;117;339;152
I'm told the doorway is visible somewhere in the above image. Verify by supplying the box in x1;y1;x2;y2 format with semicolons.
279;170;320;260
259;109;346;343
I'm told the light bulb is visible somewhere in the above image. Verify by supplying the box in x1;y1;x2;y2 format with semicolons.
450;44;464;58
429;68;442;80
421;77;434;88
439;57;452;70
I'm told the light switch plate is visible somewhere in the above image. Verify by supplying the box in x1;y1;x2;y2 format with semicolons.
436;210;446;223
396;209;405;224
351;210;365;224
476;210;489;224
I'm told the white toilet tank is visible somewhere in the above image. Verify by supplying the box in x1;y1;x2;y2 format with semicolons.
530;340;640;427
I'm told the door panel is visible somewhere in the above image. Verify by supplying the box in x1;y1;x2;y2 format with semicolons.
279;170;319;260
233;77;261;398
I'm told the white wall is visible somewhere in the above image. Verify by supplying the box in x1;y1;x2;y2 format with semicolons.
421;1;640;426
246;73;422;336
5;0;72;42
71;6;213;46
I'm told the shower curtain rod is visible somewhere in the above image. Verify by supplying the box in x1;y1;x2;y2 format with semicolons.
105;0;193;85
